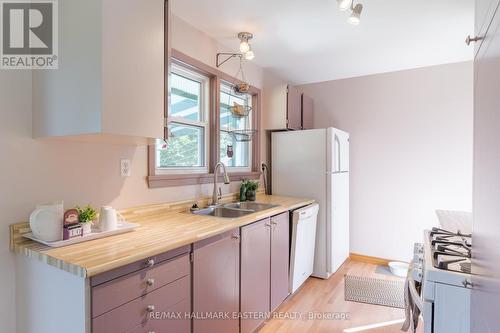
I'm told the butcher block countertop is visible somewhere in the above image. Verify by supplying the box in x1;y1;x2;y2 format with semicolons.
10;194;314;278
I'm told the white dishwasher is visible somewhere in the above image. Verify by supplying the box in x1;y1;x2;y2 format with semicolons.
289;203;319;294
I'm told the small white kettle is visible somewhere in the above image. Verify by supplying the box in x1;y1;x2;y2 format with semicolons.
29;202;64;242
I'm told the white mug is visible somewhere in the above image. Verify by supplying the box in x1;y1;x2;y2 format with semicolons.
99;206;120;232
29;202;64;242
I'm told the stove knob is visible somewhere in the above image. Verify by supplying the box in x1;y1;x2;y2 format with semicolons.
414;243;424;254
412;264;424;283
413;253;424;264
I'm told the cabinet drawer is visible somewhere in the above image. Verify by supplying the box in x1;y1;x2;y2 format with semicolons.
92;253;190;318
128;298;190;333
90;245;190;286
92;275;190;333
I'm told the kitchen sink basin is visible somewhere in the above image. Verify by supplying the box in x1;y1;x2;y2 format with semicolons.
191;207;254;218
223;202;279;212
190;202;279;219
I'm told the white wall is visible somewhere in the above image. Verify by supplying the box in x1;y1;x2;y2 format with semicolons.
0;15;285;332
298;62;473;261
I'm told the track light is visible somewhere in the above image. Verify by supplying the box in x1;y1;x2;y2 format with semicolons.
348;3;363;25
337;0;352;11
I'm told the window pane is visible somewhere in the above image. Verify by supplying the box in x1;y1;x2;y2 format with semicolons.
170;73;201;121
157;123;204;168
220;131;250;168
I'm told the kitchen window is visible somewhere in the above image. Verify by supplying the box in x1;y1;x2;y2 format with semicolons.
148;50;261;188
155;64;210;174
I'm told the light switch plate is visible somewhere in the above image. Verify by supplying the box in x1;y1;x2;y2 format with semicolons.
120;159;131;177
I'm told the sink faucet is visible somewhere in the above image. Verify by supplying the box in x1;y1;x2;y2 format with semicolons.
211;162;230;206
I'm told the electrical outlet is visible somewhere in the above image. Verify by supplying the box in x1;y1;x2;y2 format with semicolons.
120;159;131;177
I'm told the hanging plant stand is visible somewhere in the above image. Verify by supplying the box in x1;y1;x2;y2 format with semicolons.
230;129;258;142
230;102;252;118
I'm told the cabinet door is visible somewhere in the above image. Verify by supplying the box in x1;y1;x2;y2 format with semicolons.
287;85;302;130
301;93;314;130
271;212;290;311
101;0;165;139
471;7;500;333
193;230;240;333
475;0;500;56
241;218;271;333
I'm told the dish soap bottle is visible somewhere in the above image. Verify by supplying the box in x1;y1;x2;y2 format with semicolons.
239;181;247;202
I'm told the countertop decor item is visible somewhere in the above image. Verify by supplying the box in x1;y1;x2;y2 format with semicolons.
63;209;82;240
23;221;139;248
77;205;97;235
244;180;259;201
239;181;247;201
29;202;64;242
99;206;120;232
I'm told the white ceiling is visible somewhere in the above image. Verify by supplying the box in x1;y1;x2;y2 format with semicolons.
172;0;474;85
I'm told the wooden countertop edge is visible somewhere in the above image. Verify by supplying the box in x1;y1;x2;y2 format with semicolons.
12;196;315;278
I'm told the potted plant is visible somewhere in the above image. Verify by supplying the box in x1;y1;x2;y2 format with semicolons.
244;180;259;201
76;205;97;235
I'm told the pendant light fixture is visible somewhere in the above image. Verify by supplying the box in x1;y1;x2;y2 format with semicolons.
337;0;363;25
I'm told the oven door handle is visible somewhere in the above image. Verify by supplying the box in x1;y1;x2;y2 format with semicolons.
407;267;423;312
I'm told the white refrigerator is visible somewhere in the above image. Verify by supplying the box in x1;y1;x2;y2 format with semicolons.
272;128;349;279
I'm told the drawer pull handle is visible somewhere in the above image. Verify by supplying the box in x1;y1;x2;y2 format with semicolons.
465;35;483;46
146;278;155;286
462;279;474;288
231;235;240;241
271;221;277;225
146;258;155;267
147;305;155;312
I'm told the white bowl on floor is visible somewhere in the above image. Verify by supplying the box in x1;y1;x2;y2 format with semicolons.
388;261;409;277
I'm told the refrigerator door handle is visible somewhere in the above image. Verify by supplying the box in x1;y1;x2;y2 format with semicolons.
334;134;341;173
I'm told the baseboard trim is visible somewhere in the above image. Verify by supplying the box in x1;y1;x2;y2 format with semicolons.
349;253;392;266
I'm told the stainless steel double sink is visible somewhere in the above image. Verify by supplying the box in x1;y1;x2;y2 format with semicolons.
191;202;279;218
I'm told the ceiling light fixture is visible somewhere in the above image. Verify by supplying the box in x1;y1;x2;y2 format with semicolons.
238;32;253;53
236;32;255;60
348;3;363;25
337;0;352;11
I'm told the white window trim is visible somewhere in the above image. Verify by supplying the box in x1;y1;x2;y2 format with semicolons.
156;63;210;175
220;82;252;173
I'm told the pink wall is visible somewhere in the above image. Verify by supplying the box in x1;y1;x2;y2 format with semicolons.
298;61;473;261
0;15;284;332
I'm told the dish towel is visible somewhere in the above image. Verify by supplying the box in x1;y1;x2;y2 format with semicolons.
402;265;421;332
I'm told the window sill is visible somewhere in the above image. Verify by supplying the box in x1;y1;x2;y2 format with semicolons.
147;171;261;188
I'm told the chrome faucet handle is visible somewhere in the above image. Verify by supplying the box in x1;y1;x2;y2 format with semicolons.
218;187;222;200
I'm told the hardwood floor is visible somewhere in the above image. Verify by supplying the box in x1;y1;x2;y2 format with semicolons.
258;260;423;333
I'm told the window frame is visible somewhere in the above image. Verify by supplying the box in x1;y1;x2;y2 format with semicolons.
147;49;261;188
155;63;210;174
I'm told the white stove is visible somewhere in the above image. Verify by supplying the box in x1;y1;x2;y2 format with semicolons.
411;228;472;333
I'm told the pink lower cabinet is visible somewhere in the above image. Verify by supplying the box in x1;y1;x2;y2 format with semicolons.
241;213;290;333
91;246;191;333
241;218;272;333
193;229;240;333
270;212;290;310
